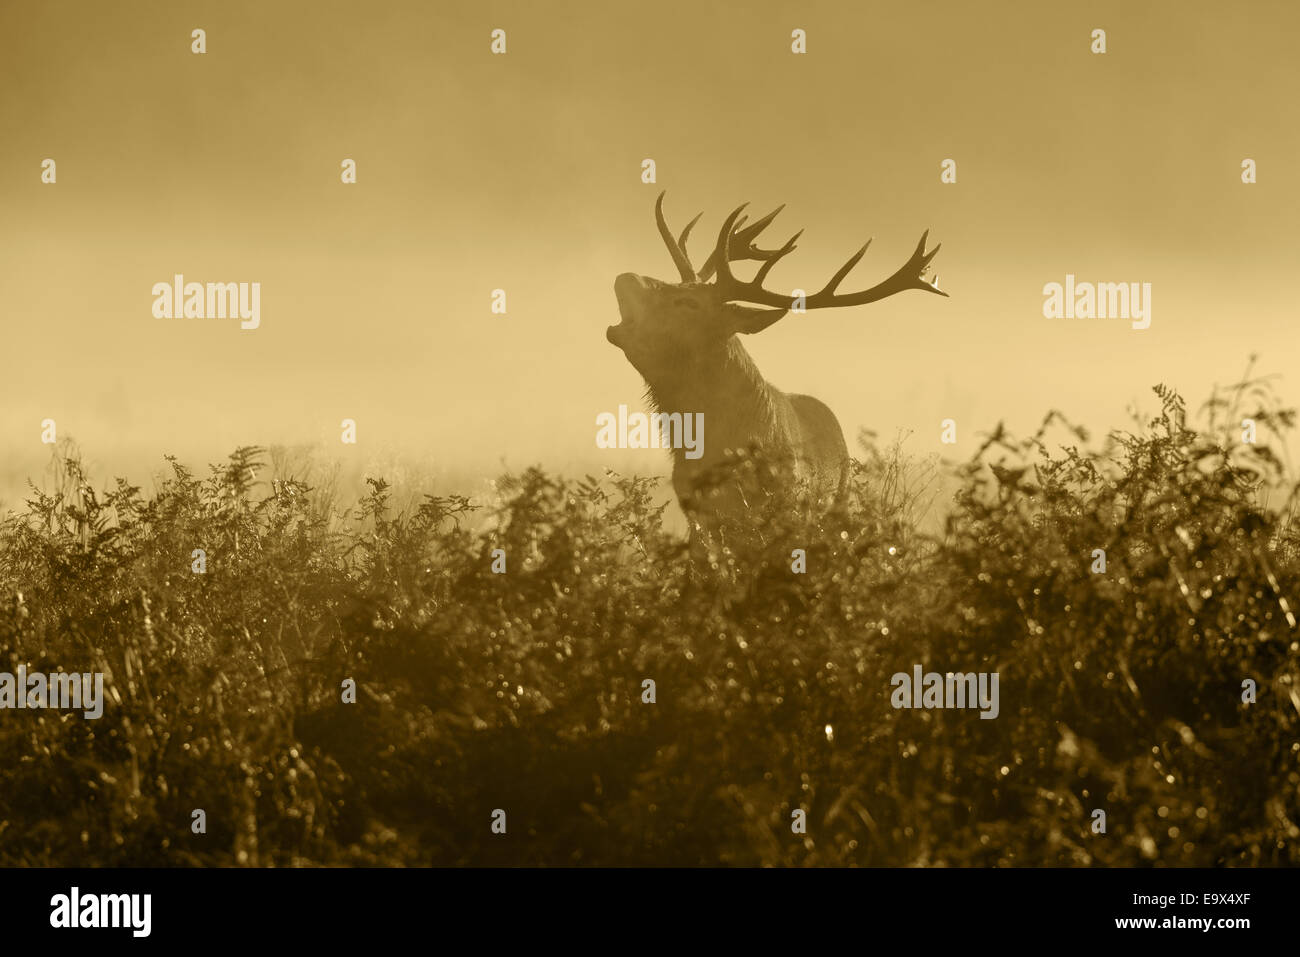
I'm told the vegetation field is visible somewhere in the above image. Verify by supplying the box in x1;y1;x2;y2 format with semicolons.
2;377;1297;866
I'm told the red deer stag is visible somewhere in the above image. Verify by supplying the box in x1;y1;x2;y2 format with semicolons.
607;191;946;544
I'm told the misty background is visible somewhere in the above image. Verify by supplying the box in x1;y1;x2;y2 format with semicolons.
2;0;1296;513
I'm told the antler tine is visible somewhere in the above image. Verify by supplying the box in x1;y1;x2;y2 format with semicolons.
753;230;802;286
816;239;872;298
654;191;697;283
678;211;703;251
740;204;785;241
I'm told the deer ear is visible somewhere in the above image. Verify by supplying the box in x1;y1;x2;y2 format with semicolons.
723;303;789;336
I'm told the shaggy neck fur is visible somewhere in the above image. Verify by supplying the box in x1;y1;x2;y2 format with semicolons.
644;336;782;469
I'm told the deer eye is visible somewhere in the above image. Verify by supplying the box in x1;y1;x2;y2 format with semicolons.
674;297;700;310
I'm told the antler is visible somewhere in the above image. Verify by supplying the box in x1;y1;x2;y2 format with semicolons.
656;191;792;284
655;191;948;312
655;192;702;282
709;203;948;310
697;204;797;282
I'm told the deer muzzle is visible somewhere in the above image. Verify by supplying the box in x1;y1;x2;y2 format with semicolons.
608;272;645;347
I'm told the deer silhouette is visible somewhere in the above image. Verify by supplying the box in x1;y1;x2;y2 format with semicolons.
608;191;946;546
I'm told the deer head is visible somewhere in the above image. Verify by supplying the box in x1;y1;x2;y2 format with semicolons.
607;191;947;384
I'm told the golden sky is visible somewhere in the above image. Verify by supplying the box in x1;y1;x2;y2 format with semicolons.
2;0;1297;503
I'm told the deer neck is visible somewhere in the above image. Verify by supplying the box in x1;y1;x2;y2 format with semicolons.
645;337;780;466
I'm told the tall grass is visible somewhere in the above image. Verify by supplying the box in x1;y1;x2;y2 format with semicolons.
1;374;1297;866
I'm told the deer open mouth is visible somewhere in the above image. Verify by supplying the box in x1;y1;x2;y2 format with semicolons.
609;278;639;346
